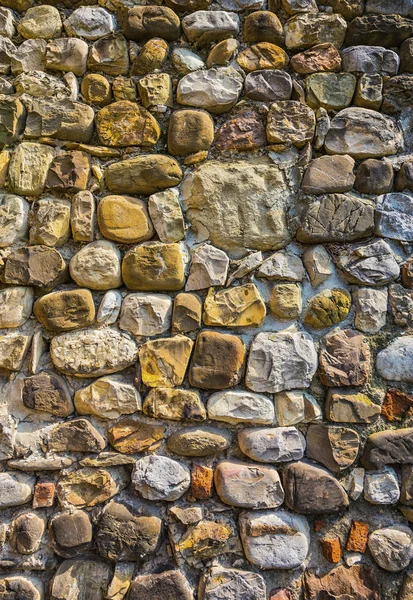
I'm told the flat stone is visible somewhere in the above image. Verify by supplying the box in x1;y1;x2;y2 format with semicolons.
304;565;380;600
245;70;292;102
199;567;266;600
238;44;288;72
47;419;106;453
0;473;34;508
304;288;351;329
23;370;73;417
167;426;231;456
143;388;205;421
125;6;181;42
29;197;71;247
122;242;185;291
88;34;129;76
0;286;33;328
364;467;400;504
353;287;388;333
270;284;302;320
368;526;413;572
50;560;111;600
238;426;305;463
362;428;413;469
64;7;115;40
239;509;310;569
168;109;214;156
306;423;360;472
346;15;413;47
57;467;128;508
284;461;349;514
132;38;169;76
326;388;381;423
9;455;72;472
24;98;94;143
189;331;245;389
318;329;370;387
119;293;171;337
375;192;413;241
215;111;266;151
50;328;138;377
325;107;402;159
46;38;89;77
182;159;297;255
246;331;317;393
256;251;303;281
129;571;192;600
342;45;399;75
0;97;25;147
207;390;275;425
285;13;347;50
8;142;54;196
106;154;182;195
332;239;400;286
302;155;355;194
139;335;193;388
266;100;316;147
10;512;45;554
366;0;413;15
98;195;154;244
74;376;141;420
71;191;95;243
109;417;165;454
3;245;67;290
18;5;62;39
182;11;239;45
0;193;29;248
172;292;202;333
203;283;266;327
177;67;243;113
132;455;190;501
0;334;32;371
291;43;342;74
96;101;160;147
214;460;283;509
50;510;92;558
148;189;185;243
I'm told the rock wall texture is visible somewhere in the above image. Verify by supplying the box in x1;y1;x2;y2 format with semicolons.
3;0;413;599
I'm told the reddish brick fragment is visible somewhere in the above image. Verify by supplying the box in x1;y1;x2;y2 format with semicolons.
346;520;369;553
33;482;55;508
382;388;413;421
191;464;213;499
321;537;341;563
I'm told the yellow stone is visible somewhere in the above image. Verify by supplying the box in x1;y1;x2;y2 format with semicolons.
132;38;169;76
96;100;160;147
237;43;289;72
138;73;173;109
0;151;10;188
207;39;239;68
269;283;302;320
304;288;351;329
139;335;193;388
203;283;266;327
143;388;206;421
56;468;126;508
98;195;154;244
122;242;185;291
33;289;95;332
81;74;112;105
108;418;165;454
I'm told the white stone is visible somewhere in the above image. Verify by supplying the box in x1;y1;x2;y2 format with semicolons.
207;390;275;425
274;390;306;426
0;416;16;460
354;287;388;334
216;0;264;10
0;8;15;38
376;336;413;382
177;67;243;113
64;7;116;40
342;46;400;75
97;290;122;325
0;472;35;508
238;426;306;463
186;244;229;291
132;455;191;501
199;567;266;600
50;328;138;378
368;525;413;572
171;48;205;74
182;12;240;45
364;467;400;505
375;193;413;242
257;251;305;281
246;331;317;393
69;241;122;291
11;39;46;75
119;293;172;337
239;509;310;569
148;188;185;243
0;286;33;328
342;467;365;500
74;376;141;420
303;245;332;287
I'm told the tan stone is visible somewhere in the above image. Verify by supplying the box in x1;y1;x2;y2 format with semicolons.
46;152;90;193
98;195;154;244
122;242;185;291
109;418;165;454
18;5;62;39
88;34;129;76
290;43;342;74
75;376;141;420
47;419;106;453
57;467;128;508
167;426;231;457
96;101;160;147
326;388;381;423
112;77;137;102
71;191;95;243
0;334;31;371
203;283;266;327
143;388;206;421
139;335;193;387
0;286;33;328
189;331;245;389
131;38;168;76
269;284;302;319
24;98;94;143
3;245;67;290
8;142;54;196
46;38;89;77
172;292;202;333
138;73;173;109
207;39;238;67
148;189;185;243
0;97;25;147
168;110;214;156
106;154;182;195
304;288;351;329
70;241;122;290
237;43;289;72
266;100;316;147
30;197;71;247
34;289;95;332
81;74;112;105
306;423;360;473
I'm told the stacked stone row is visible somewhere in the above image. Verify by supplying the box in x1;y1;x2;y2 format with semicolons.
2;0;413;599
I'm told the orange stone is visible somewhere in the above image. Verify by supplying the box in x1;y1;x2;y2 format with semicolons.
346;520;369;553
33;482;55;508
191;464;213;499
321;537;341;563
270;590;292;600
382;388;413;421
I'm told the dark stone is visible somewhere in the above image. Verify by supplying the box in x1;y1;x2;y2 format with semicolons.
382;75;413;114
23;370;73;417
215;111;266;151
129;570;193;600
50;511;92;558
400;37;413;73
318;329;370;387
243;11;284;44
354;159;394;194
47;419;106;453
346;15;413;47
244;70;292;102
189;331;245;390
46;151;90;192
2;245;68;290
362;428;413;469
396;161;413;191
124;6;181;42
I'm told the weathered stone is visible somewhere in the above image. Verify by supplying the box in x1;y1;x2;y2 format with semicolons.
389;283;413;326
29;197;71;247
50;510;92;558
355;159;394;195
46;152;90;193
245;70;292;102
23;370;73;417
306;72;356;110
342;45;399;75
24;98;94;143
266;100;315;147
172;293;202;333
215;111;266;151
46;38;89;77
182;11;238;45
189;331;245;389
96;290;122;325
32;482;55;509
10;512;44;554
303;246;332;288
269;284;302;320
284;461;349;514
75;376;141;420
0;577;41;600
215;460;283;509
50;560;112;600
369;526;413;572
8;142;54;196
0;7;15;38
122;242;185;291
366;0;413;16
401;37;413;73
326;388;381;423
51;328;138;377
125;6;180;42
71;191;95;243
318;329;370;387
199;567;266;600
238;426;305;463
0;334;32;371
207;39;239;67
207;390;275;425
346;15;413;47
182;159;297;255
18;5;62;39
168;110;214;156
246;331;317;393
238;44;288;72
362;428;413;469
167;426;231;457
239;509;310;569
243;11;283;44
381;75;413;115
3;245;67;290
148;189;185;243
291;43;341;74
375;193;413;241
138;73;173;110
47;419;105;453
132;38;168;76
57;467;128;508
88;34;129;76
172;47;205;74
109;417;165;454
306;423;360;472
304;288;351;329
106;154;182;195
203;284;266;327
96;101;160;147
396;161;413;192
70;241;121;290
177;67;243;113
106;563;134;600
64;7;115;40
119;293;171;337
332;239;400;286
0;286;33;328
0;37;15;75
14;70;71;100
139;335;193;388
304;565;380;600
364;467;400;504
143;388;205;421
98;195;153;244
129;571;192;600
285;13;347;50
0;97;25;147
186;245;228;291
301;155;355;195
0;473;34;508
132;455;190;501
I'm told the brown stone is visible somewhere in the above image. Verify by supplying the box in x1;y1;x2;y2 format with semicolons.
189;331;245;390
270;590;292;600
237;43;289;72
34;289;95;332
362;428;413;470
143;388;206;421
139;335;193;388
191;464;214;499
168;110;214;156
33;482;55;509
321;537;341;563
128;571;192;600
346;520;369;553
109;418;165;454
22;370;73;417
46;152;90;193
98;195;154;244
88;34;129;76
301;154;355;194
3;246;67;290
172;293;202;334
304;565;380;600
396;161;413;191
47;419;106;453
96;101;160;147
29;197;71;248
326;388;381;423
50;510;92;558
167;426;231;457
306;423;360;473
354;158;394;194
318;329;371;387
215;111;266;151
124;6;181;42
57;467;128;508
244;11;284;44
131;38;168;76
207;39;238;67
106;154;182;196
402;257;413;288
382;388;413;421
291;43;341;74
81;73;112;106
122;242;185;291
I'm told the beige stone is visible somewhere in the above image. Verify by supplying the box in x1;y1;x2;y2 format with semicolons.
70;241;122;290
57;467;128;508
0;193;29;248
143;388;206;421
148;189;185;243
0;287;33;328
88;34;129;76
18;5;62;39
46;38;89;77
119;293;172;336
326;388;381;423
98;195;154;244
30;197;71;247
269;283;302;319
96;101;160;147
34;289;95;332
131;38;168;76
203;283;266;327
139;335;193;387
24;98;95;143
122;242;185;291
109;418;165;454
8;142;54;196
266;100;316;147
172;292;202;333
75;376;141;420
0;334;32;371
138;73;173;109
71;191;95;243
81;73;112;105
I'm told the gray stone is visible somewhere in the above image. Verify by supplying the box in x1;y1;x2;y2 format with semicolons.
148;189;185;243
24;98;94;143
346;15;413;47
368;526;413;572
46;38;89;77
375;192;413;241
0;194;29;248
0;37;15;75
366;0;413;17
132;455;190;501
244;70;292;102
0;473;34;508
353;287;388;333
0;8;15;38
285;13;347;50
11;39;46;75
177;67;243;113
119;293;172;336
303;245;332;287
364;467;400;505
332;239;400;286
10;512;45;554
207;390;275;425
186;244;229;291
362;428;413;469
389;283;413;326
88;34;129;76
172;48;205;74
97;290;122;325
342;45;400;75
199;567;266;600
256;251;305;281
129;571;193;600
64;7;116;40
50;560;112;600
377;336;413;382
238;426;306;463
182;11;239;45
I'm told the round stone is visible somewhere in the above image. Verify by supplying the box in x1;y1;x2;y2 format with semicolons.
167;426;231;457
122;242;185;291
237;43;289;72
81;74;112;105
63;7;115;41
18;5;62;39
368;526;413;572
50;510;92;558
98;195;154;244
70;241;122;290
96;100;160;147
10;512;45;554
33;289;95;332
168;109;214;156
244;11;284;44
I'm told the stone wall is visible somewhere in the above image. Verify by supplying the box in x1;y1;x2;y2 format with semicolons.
1;0;413;598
